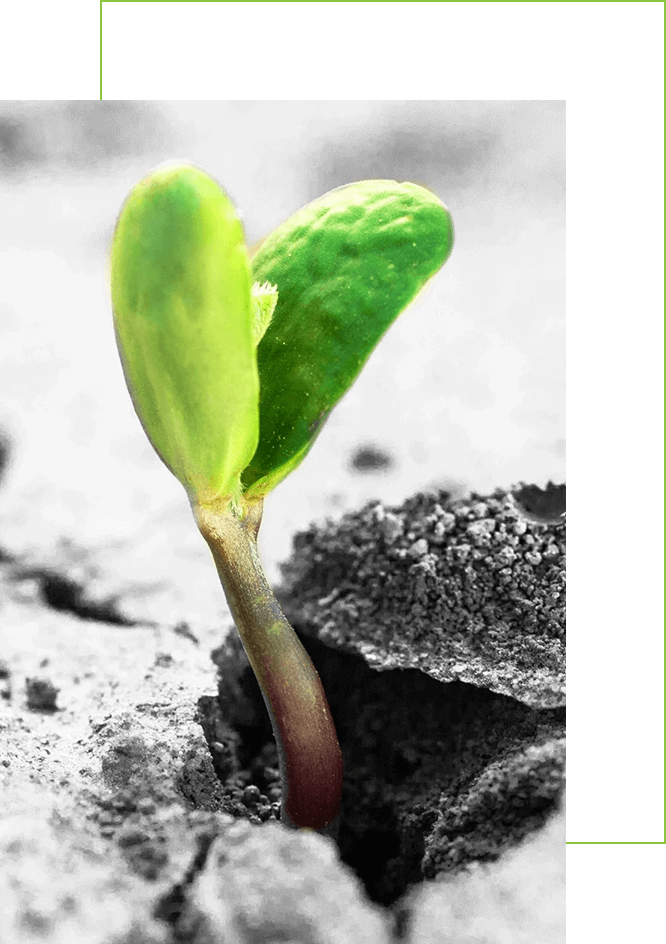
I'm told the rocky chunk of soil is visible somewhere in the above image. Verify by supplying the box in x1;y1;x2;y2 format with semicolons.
279;487;565;709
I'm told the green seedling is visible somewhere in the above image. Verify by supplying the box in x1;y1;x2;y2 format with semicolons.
111;162;454;831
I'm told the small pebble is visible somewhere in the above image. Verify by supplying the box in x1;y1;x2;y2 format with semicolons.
243;784;261;806
25;677;59;712
349;445;393;472
381;513;404;544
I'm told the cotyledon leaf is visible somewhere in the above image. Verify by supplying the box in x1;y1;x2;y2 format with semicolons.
111;162;259;505
242;180;454;499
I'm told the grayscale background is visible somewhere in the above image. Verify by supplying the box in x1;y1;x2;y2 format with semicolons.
0;101;565;943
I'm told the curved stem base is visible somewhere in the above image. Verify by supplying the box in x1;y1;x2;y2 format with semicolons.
195;499;343;831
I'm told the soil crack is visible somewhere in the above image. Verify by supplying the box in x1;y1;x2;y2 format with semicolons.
11;566;142;625
153;829;218;941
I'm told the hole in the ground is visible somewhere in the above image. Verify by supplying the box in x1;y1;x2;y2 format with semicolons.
511;482;566;523
40;571;137;625
2;549;149;622
198;628;565;908
0;429;10;486
11;568;140;625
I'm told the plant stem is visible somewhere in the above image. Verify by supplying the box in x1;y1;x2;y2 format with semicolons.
194;498;343;831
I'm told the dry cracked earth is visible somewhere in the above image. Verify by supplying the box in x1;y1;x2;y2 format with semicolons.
1;101;565;943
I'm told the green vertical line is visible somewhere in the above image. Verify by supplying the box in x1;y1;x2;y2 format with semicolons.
100;0;103;100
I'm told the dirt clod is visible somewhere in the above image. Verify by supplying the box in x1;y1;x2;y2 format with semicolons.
25;676;59;712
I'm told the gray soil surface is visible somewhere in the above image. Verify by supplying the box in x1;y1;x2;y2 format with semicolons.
1;102;565;943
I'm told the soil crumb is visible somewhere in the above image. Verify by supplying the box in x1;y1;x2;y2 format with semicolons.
25;676;59;712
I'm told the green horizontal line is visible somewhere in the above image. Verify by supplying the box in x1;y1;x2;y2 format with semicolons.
567;841;666;845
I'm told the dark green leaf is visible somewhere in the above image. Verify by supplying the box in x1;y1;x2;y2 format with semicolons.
242;180;454;498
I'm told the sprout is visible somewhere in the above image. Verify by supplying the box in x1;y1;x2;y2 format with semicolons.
111;162;453;831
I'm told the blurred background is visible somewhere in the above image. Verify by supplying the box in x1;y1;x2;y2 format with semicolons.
0;100;564;606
